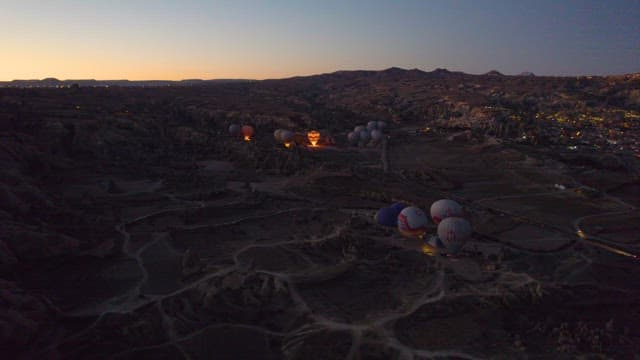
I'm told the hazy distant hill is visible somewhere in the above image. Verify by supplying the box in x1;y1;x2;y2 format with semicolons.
484;70;504;76
6;68;639;88
0;78;254;88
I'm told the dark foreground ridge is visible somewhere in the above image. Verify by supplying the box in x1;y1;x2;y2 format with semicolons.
1;68;639;358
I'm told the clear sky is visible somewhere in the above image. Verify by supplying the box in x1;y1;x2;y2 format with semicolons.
1;0;638;80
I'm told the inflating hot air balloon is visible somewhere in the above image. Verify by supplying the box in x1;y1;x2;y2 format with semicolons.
384;202;406;225
397;206;429;238
390;202;407;214
354;125;366;133
307;130;320;146
437;217;472;254
430;199;463;224
367;121;378;131
376;207;398;227
280;130;294;143
370;129;384;142
358;129;371;144
280;130;295;148
241;125;255;141
347;131;359;145
274;129;284;142
377;121;387;130
228;124;241;137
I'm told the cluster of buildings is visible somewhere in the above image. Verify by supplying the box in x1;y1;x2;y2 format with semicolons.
518;109;640;157
438;100;640;159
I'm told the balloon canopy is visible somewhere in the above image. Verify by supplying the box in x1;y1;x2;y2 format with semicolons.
307;130;320;146
358;129;371;143
370;129;384;142
437;217;472;254
354;125;366;133
390;202;407;214
367;121;378;131
397;206;429;238
274;129;284;142
376;207;398;227
280;130;295;143
347;131;359;145
241;125;255;140
377;121;387;130
430;199;464;224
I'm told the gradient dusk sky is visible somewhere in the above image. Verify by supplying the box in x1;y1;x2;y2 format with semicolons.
1;0;639;80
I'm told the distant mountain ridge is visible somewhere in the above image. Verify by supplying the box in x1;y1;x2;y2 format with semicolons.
0;78;254;88
484;70;504;76
2;68;639;87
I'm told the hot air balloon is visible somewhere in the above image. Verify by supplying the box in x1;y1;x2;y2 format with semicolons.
280;130;295;148
358;129;371;144
307;130;320;146
377;121;387;130
430;199;463;224
370;129;384;143
347;131;359;145
354;125;366;133
274;129;284;142
376;207;398;227
437;217;472;254
367;121;378;131
385;202;406;225
390;202;407;214
397;206;429;238
228;124;241;137
241;125;254;141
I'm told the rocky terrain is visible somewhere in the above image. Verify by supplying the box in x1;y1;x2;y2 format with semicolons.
1;68;639;358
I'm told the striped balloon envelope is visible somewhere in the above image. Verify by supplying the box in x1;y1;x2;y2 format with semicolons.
397;206;429;238
430;199;463;224
437;217;472;254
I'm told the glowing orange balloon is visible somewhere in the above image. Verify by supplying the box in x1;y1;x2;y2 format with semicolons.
241;125;254;141
307;130;320;146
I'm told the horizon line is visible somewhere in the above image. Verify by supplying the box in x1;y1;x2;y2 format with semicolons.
2;66;640;82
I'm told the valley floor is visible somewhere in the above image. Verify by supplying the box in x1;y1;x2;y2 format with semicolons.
5;126;639;359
